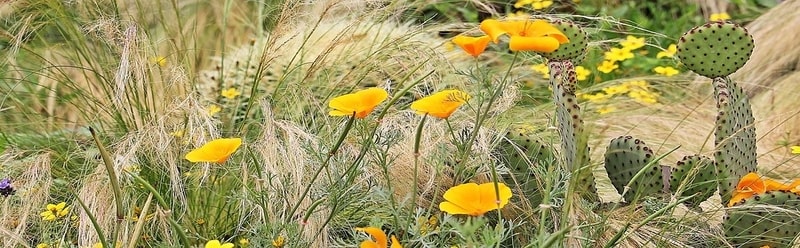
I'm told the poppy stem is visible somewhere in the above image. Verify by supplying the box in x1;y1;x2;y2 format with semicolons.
412;114;428;212
286;113;356;225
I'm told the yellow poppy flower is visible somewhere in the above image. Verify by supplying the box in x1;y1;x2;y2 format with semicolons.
479;19;569;52
328;87;389;119
451;35;492;58
439;182;513;216
656;44;677;58
410;89;470;119
356;227;403;248
728;172;766;207
205;240;234;248
185;138;242;163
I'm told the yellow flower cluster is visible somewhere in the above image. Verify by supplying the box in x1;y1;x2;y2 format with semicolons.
654;66;680;77
580;80;659;114
531;63;590;81
597;35;645;74
656;44;677;58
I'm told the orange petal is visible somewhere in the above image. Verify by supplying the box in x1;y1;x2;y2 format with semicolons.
479;19;509;43
356;227;387;248
728;191;756;207
477;182;513;209
764;178;790;191
452;35;492;57
440;183;482;215
508;36;560;52
390;235;403;248
736;172;766;194
410;90;470;119
185;138;243;163
518;20;569;44
328;88;388;119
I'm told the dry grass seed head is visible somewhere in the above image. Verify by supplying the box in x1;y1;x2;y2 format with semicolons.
0;152;53;247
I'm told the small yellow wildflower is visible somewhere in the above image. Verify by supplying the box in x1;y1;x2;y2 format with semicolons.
791;146;800;154
619;35;646;50
657;44;677;58
582;93;611;103
205;240;235;248
710;12;731;21
152;56;167;67
170;130;184;138
531;63;550;78
629;89;658;105
221;88;241;99
207;105;221;116
40;202;69;221
36;244;49;248
597;60;619;74
514;0;553;9
602;85;630;95
597;106;616;115
624;80;650;90
604;47;634;62
271;236;284;247
507;11;531;20
654;66;680;76
239;238;250;247
575;65;591;81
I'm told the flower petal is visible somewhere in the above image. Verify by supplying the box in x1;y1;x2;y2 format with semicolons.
479;19;509;43
356;227;388;248
452;35;492;57
508;36;561;52
736;172;766;194
728;191;755;207
185;138;243;163
518;20;569;43
390;235;403;248
478;182;513;209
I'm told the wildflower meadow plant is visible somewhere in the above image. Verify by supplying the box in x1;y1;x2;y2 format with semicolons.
184;138;243;163
438;182;512;217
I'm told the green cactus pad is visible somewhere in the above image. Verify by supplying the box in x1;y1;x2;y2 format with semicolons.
539;19;588;63
713;76;758;206
549;60;597;200
496;127;555;208
724;190;800;247
604;136;665;202
670;155;716;208
676;21;754;78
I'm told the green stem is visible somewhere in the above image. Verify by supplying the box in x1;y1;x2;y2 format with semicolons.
412;114;428;212
129;173;190;247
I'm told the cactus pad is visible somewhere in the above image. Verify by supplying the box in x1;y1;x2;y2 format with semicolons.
549;60;597;200
676;22;754;78
724;190;800;247
713;76;758;206
496;127;555;208
670;155;716;208
604;136;665;202
539;19;588;63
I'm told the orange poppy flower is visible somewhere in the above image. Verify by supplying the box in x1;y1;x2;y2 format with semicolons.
728;172;766;206
409;89;470;119
185;138;242;164
355;227;403;248
451;35;492;57
439;182;513;216
329;88;389;119
479;19;569;52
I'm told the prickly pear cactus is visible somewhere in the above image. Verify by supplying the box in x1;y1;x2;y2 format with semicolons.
670;155;715;208
540;19;588;63
676;22;754;78
548;60;598;200
724;191;800;247
496;127;556;208
676;22;757;205
604;136;665;203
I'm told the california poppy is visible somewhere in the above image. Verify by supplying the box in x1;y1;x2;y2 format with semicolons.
439;182;512;216
479;19;569;52
451;35;492;57
410;90;470;119
356;227;403;248
728;172;766;206
329;88;389;119
185;138;242;164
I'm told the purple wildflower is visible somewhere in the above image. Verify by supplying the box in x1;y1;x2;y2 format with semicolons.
0;178;15;197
